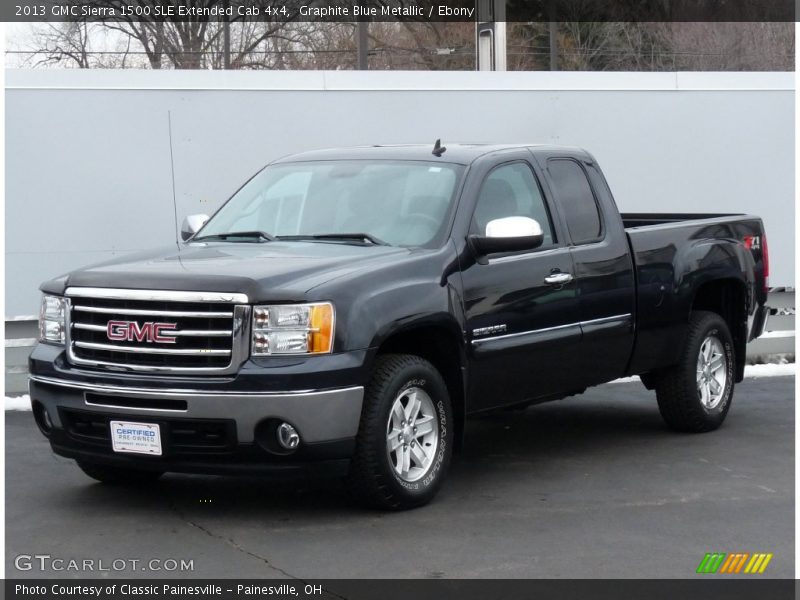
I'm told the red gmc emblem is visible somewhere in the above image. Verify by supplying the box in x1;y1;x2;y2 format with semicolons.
106;320;178;344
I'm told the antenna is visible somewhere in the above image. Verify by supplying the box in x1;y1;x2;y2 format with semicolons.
167;110;180;249
432;138;447;157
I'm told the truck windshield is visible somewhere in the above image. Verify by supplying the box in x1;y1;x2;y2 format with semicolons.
198;160;464;247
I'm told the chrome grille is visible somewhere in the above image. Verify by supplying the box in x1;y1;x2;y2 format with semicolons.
65;288;249;373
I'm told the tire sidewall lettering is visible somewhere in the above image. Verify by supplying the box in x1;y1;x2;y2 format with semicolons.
400;378;427;392
390;375;448;492
700;326;734;414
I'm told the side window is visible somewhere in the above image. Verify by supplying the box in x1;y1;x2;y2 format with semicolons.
546;159;602;244
472;162;555;247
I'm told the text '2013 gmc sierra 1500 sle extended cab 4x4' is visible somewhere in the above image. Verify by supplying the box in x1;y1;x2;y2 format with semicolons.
29;143;769;510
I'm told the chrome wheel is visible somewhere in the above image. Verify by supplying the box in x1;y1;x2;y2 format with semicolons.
696;335;727;409
386;386;438;482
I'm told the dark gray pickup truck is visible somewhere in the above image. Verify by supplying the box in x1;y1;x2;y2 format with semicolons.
30;144;769;509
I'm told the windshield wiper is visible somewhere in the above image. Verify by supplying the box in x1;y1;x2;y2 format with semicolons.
193;230;275;243
277;233;389;246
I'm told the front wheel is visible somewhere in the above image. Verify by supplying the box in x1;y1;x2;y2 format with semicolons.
655;310;736;432
346;354;453;510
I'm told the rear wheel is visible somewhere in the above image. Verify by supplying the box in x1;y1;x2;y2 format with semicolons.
77;461;163;485
655;310;735;432
346;354;453;510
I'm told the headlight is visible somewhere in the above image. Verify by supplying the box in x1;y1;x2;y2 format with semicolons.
39;295;66;344
251;302;334;356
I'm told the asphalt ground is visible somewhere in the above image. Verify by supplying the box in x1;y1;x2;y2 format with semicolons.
5;377;794;579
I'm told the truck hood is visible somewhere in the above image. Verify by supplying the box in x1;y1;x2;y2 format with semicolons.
50;241;410;302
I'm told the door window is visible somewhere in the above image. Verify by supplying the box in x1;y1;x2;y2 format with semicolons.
472;162;555;247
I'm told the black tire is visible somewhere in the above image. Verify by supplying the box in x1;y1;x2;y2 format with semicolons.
655;310;736;432
346;354;453;510
77;461;164;485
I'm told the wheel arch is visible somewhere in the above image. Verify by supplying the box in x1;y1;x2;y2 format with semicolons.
690;277;748;382
370;318;468;451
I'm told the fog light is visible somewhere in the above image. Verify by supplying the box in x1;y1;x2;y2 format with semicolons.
32;401;52;436
276;422;300;450
42;408;52;430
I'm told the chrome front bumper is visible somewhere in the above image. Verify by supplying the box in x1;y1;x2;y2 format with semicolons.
29;375;364;444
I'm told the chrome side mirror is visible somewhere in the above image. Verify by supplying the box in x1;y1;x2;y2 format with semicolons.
485;216;543;239
470;216;545;256
180;214;209;241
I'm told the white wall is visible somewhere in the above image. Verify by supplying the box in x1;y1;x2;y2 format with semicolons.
5;69;794;317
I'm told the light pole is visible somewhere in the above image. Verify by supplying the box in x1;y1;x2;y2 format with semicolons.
356;20;368;70
476;0;506;71
549;21;558;71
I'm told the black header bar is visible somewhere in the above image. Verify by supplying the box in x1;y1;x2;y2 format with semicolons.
4;0;797;23
5;579;797;600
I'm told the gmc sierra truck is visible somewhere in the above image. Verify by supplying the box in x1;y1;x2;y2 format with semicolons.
29;144;769;510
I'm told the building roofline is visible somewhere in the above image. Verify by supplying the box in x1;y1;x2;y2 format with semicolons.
6;69;794;92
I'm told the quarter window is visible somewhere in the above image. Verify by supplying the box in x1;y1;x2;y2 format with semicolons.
547;159;602;244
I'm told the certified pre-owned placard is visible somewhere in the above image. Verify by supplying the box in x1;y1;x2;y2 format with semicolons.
109;421;162;456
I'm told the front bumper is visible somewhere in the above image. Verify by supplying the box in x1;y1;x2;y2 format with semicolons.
30;375;364;444
28;345;368;475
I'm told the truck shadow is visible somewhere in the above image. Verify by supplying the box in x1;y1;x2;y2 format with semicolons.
461;393;670;461
57;388;692;518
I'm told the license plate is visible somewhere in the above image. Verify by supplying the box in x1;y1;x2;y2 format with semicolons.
110;421;162;456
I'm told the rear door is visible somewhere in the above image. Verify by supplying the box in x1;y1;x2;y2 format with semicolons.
537;154;636;387
459;152;581;411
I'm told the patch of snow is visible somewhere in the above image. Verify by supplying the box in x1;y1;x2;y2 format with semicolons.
609;376;640;384
744;362;795;378
5;395;31;411
608;362;794;385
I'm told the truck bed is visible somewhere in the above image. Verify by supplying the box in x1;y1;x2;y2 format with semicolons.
621;211;768;380
621;212;743;229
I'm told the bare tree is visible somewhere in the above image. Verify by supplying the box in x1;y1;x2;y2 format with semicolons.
18;21;146;68
668;22;794;71
366;22;474;70
26;23;95;68
23;0;298;69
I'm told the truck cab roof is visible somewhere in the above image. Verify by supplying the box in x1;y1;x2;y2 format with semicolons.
272;143;592;166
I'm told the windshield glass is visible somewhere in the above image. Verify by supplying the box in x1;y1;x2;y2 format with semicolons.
198;160;464;247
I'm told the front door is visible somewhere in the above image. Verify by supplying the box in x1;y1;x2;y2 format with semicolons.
460;158;581;412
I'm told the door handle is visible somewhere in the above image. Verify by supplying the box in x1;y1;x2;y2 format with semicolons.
544;272;574;285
